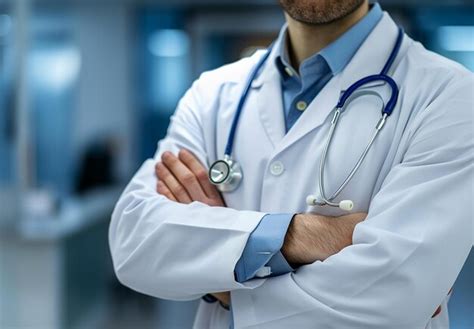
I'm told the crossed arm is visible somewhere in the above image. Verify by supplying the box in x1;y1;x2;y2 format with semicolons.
155;149;366;306
110;74;472;328
154;149;452;320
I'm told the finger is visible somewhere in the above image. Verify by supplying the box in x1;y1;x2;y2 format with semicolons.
178;149;220;199
161;152;207;201
157;180;177;202
211;292;230;307
154;162;160;179
155;162;192;204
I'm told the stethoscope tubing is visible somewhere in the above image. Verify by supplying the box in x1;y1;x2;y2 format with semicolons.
213;27;404;202
226;27;403;158
224;48;273;156
317;27;403;206
318;90;387;205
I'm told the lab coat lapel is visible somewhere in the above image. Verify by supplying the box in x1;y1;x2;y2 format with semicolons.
252;57;286;148
274;13;402;155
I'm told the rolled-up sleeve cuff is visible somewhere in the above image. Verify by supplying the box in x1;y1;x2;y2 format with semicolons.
234;213;294;283
266;251;293;276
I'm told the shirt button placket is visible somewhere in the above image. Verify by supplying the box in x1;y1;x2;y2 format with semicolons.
296;100;307;111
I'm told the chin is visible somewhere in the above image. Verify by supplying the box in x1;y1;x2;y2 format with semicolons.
279;0;366;25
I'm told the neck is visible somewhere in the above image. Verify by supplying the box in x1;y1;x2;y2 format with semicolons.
285;1;369;70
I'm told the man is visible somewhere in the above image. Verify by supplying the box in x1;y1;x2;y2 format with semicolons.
109;1;473;328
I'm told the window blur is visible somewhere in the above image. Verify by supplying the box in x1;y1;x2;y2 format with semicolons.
0;1;472;328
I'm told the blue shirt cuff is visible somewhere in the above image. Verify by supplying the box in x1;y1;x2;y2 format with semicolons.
266;250;293;276
234;213;294;282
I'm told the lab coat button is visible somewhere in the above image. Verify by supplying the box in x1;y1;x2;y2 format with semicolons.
296;101;307;111
270;161;284;176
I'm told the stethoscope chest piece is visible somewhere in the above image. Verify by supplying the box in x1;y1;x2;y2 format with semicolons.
209;155;243;192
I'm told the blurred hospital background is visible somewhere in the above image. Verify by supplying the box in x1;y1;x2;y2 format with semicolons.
0;0;472;328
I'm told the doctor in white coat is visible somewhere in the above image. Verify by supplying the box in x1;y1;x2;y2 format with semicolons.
109;1;473;328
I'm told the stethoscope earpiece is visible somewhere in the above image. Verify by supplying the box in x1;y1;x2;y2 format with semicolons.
306;194;319;206
306;194;354;212
339;200;354;212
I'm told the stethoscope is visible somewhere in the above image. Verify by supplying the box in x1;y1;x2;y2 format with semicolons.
209;27;404;211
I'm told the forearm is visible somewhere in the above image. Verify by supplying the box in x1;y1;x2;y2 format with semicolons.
152;146;363;298
282;213;364;266
109;160;265;300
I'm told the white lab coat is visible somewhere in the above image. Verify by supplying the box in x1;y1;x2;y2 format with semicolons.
109;12;473;329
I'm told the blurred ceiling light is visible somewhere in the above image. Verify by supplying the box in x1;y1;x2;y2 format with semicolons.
437;26;474;52
31;47;81;92
148;29;190;57
0;14;12;38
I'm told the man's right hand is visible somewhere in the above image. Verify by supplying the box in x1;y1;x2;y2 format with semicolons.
155;149;225;207
282;212;367;267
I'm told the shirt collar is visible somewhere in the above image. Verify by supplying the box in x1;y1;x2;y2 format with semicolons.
275;2;383;77
274;26;297;78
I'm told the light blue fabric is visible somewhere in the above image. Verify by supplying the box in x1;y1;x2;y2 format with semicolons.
233;3;383;288
274;2;383;131
234;214;293;282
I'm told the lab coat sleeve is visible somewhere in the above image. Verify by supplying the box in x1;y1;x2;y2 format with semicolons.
109;76;266;301
231;76;473;328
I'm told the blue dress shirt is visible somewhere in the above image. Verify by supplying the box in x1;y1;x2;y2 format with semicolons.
234;3;383;284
